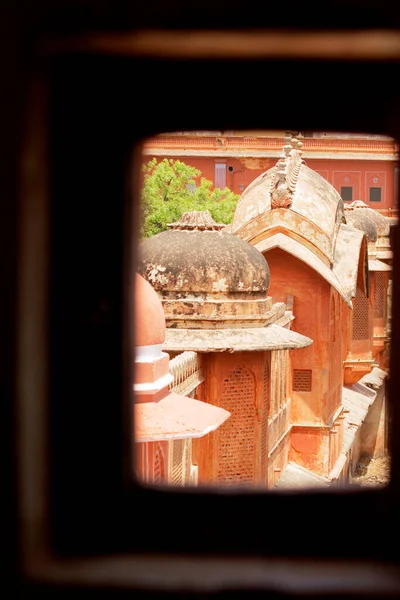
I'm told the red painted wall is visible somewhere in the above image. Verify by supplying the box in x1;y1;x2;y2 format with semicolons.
265;247;343;426
143;155;396;212
310;159;395;213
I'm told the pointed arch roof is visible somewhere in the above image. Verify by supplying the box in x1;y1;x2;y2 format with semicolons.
230;135;368;303
230;135;345;266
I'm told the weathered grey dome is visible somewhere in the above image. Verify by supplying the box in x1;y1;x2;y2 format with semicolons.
137;211;272;328
138;210;270;296
344;206;378;242
344;201;390;238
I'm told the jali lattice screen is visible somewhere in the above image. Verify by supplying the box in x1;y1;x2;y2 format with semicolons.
374;272;386;319
218;367;256;484
153;443;165;483
260;362;269;481
293;369;312;392
353;288;370;340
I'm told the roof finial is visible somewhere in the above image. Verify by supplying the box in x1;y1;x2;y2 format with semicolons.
269;133;305;208
168;210;225;231
283;143;292;158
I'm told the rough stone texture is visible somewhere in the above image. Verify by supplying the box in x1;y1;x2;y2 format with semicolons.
138;220;270;296
344;201;393;268
344;208;378;242
335;367;388;480
344;200;391;237
231;140;345;263
163;323;313;353
240;207;333;261
168;210;225;230
332;224;368;301
138;211;274;327
274;461;330;489
229;139;368;308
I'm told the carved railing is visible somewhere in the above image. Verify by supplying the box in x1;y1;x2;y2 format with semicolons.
169;351;204;397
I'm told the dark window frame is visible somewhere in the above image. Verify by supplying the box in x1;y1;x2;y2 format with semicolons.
370;186;382;202
14;27;400;599
341;185;353;201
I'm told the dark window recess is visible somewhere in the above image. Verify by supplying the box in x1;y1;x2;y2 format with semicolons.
341;186;353;201
293;369;312;392
370;187;382;202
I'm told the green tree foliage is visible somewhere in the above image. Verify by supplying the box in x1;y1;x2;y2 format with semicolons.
141;158;240;237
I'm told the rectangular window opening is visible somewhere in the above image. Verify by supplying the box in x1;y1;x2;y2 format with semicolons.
215;162;227;189
341;185;353;201
370;186;382;202
134;129;394;492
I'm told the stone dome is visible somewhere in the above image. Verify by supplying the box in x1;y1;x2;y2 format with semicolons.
134;272;165;346
344;201;390;237
344;203;378;242
137;210;272;328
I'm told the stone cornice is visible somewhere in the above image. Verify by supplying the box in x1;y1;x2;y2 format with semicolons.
142;135;399;161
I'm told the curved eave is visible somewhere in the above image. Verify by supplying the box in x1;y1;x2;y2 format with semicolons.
238;210;334;265
135;391;230;442
333;224;369;298
231;164;342;249
163;323;313;353
254;233;353;307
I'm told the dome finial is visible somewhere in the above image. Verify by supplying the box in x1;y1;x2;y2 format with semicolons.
168;210;226;231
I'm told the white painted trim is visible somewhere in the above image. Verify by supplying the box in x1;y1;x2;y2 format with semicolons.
133;372;174;394
135;344;164;362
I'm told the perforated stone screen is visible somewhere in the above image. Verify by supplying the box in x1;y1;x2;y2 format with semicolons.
293;369;312;392
374;272;386;319
329;296;341;386
279;350;286;408
260;362;269;481
218;367;256;484
170;439;184;485
153;444;165;483
353;289;370;340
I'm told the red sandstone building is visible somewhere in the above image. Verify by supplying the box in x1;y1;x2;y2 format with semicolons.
136;210;312;487
229;134;389;483
344;201;392;371
135;135;391;488
134;272;230;485
142;131;399;217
